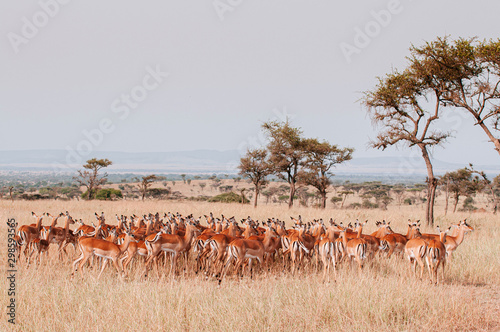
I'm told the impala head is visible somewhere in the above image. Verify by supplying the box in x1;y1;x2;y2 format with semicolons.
383;222;394;234
339;227;348;238
291;216;302;227
409;224;422;239
123;223;137;241
436;225;448;243
460;219;474;232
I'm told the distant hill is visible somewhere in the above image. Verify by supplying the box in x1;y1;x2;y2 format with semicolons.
0;149;497;176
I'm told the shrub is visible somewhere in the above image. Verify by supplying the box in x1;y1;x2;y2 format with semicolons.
362;199;379;209
346;202;362;209
208;192;249;204
187;195;210;202
95;188;123;200
147;188;171;199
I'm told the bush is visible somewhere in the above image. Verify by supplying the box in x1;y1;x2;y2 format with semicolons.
404;198;413;205
461;196;477;212
346;202;362;209
95;188;123;200
362;199;379;209
187;195;210;202
147;188;171;199
208;192;249;204
330;197;342;203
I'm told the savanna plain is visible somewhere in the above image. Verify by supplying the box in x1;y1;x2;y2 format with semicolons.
1;199;499;332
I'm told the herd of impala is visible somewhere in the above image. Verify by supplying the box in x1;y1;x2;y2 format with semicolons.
14;211;474;284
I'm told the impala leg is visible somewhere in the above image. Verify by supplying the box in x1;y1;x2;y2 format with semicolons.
441;259;446;282
387;246;395;258
418;257;425;280
113;258;124;278
97;259;109;279
425;257;433;283
78;254;92;279
170;253;178;277
71;253;84;276
218;253;233;284
123;253;134;276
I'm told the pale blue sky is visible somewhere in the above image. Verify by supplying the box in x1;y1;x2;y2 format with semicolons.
1;0;499;167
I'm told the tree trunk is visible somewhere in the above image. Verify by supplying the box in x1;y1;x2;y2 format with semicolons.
254;186;259;208
444;180;449;215
419;145;437;226
288;182;296;209
453;196;459;213
427;180;437;225
320;191;327;209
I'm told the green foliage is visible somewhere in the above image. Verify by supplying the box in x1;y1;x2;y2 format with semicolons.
147;188;171;199
404;198;414;205
330;196;343;207
346;202;362;209
461;196;477;212
362;199;379;209
208;192;249;204
94;188;122;200
187;195;210;202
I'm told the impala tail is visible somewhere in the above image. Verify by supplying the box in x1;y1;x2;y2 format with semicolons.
379;239;389;251
427;247;441;263
295;240;310;254
357;243;367;260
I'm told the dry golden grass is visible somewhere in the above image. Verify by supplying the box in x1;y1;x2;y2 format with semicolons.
1;199;499;331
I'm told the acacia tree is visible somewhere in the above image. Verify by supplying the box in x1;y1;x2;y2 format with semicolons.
74;158;113;200
238;149;272;208
298;138;353;209
137;174;157;201
364;69;450;225
339;190;354;208
445;168;482;212
468;164;498;214
410;37;500;155
262;120;305;208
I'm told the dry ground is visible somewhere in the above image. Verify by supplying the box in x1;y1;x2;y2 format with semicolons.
1;200;499;331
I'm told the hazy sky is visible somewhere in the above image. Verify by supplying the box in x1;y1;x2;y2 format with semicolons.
1;0;499;167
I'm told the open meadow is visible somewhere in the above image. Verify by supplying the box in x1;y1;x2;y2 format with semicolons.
1;199;499;331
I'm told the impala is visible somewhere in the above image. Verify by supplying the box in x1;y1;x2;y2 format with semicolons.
378;223;407;258
404;224;427;280
441;220;474;262
218;236;265;284
49;212;75;258
121;218;155;274
316;222;341;282
17;212;44;258
201;220;240;277
425;226;447;284
143;220;199;277
71;224;136;279
28;219;57;266
339;223;367;271
247;222;281;270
